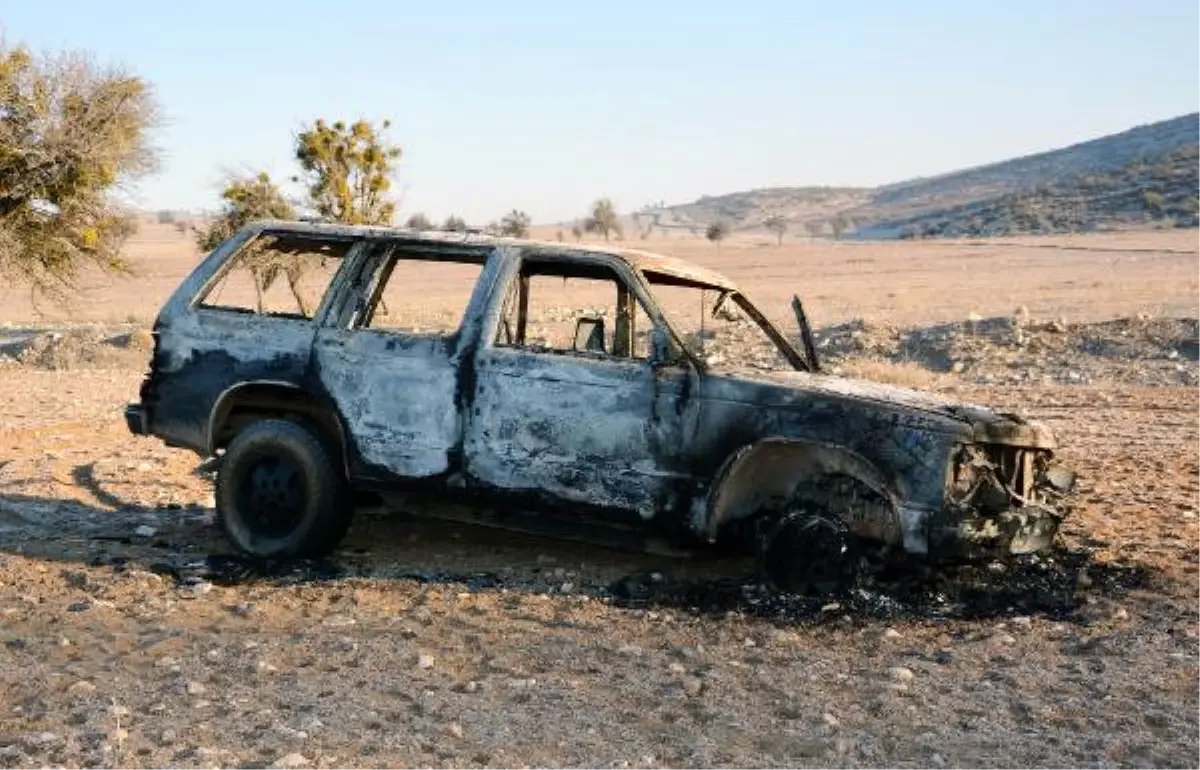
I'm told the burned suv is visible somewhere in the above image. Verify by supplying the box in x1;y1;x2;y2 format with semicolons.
125;220;1075;593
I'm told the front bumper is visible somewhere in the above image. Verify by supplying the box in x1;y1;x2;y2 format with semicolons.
934;444;1077;561
124;403;149;435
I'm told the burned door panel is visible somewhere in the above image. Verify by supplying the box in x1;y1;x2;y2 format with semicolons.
312;249;485;480
464;348;692;517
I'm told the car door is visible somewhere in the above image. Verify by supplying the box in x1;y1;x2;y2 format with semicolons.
312;240;494;480
462;253;699;521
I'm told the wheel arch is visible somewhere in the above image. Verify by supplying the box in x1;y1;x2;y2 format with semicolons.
698;437;905;543
207;380;351;476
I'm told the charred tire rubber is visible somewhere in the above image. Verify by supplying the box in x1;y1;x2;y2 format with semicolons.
215;418;351;559
759;507;860;597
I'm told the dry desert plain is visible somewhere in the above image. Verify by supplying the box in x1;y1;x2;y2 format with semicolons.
0;223;1198;768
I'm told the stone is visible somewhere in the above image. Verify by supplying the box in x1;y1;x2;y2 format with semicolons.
463;680;480;694
270;752;310;769
667;662;686;674
186;681;207;696
159;729;177;745
887;666;914;683
823;712;840;728
134;525;157;538
68;680;97;696
444;722;464;739
416;653;435;669
682;677;704;697
882;628;902;640
1114;607;1129;621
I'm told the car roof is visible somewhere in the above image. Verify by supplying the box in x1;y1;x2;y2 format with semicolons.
245;219;739;292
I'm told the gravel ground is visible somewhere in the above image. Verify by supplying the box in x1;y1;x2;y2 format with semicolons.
0;330;1197;768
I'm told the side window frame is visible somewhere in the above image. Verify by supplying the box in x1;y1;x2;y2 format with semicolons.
339;241;491;341
189;230;359;324
493;253;666;363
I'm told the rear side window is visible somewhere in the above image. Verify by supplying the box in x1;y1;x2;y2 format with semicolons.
197;234;352;319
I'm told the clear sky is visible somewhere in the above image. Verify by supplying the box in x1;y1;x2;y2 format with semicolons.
3;0;1197;224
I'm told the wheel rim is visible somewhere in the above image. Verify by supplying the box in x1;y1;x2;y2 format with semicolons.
762;512;858;596
236;453;307;538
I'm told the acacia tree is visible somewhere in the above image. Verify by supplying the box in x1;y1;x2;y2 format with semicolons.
0;43;160;300
405;212;432;230
194;172;294;252
442;214;467;232
763;213;787;245
499;209;531;238
293;118;401;225
585;197;622;241
570;223;583;242
706;221;729;249
192;172;310;313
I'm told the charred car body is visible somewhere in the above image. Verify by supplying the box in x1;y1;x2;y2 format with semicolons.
125;221;1076;593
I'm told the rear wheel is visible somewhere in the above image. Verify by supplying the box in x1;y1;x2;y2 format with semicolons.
759;505;860;596
215;418;351;558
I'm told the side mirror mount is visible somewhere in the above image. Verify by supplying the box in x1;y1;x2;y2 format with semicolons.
573;317;607;354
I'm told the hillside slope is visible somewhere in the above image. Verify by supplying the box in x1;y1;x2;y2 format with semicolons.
868;143;1200;238
639;113;1199;238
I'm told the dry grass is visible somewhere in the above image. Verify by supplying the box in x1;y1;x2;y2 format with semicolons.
834;358;947;390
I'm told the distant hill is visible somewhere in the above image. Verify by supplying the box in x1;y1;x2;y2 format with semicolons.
637;113;1199;239
883;143;1199;238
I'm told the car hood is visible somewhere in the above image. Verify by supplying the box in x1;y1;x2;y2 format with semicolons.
705;369;1057;449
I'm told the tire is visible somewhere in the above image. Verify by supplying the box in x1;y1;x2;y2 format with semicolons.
214;418;351;559
758;506;860;597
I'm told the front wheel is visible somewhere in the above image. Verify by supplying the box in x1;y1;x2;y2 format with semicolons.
758;506;860;597
214;418;351;558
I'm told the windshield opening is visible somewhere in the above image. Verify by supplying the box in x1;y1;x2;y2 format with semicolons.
640;270;805;373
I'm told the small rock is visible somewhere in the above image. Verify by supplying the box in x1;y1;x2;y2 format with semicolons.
1076;569;1093;588
137;462;153;473
1114;607;1129;621
559;582;574;593
109;704;129;718
931;752;946;767
444;722;464;739
67;601;90;612
322;614;355;628
463;680;480;693
823;712;840;728
58;636;71;647
297;715;324;732
134;525;157;538
820;602;841;613
158;728;177;745
681;677;704;697
667;662;686;674
185;681;207;696
882;628;902;641
179;580;212;598
994;633;1017;646
887;666;914;683
68;680;97;696
18;732;61;751
1011;616;1032;628
416;653;435;669
256;659;278;674
617;644;643;656
270;752;310;769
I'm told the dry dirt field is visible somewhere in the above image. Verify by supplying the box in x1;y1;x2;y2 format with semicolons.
0;222;1197;768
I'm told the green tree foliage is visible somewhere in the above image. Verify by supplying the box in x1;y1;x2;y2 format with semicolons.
192;172;307;313
499;209;531;238
442;214;467;232
0;43;159;299
706;220;729;247
194;172;295;252
293;118;401;225
405;212;432;230
585;197;622;241
763;213;787;245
